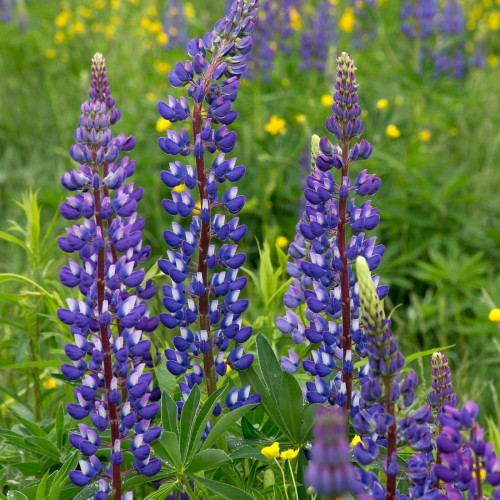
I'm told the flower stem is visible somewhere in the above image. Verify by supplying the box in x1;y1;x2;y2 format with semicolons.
92;161;121;500
339;137;352;412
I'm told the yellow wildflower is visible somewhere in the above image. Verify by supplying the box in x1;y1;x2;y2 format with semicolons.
172;184;186;194
111;0;120;10
104;25;116;39
145;92;156;102
77;6;92;19
54;31;65;44
418;129;431;142
281;77;290;87
295;114;306;124
265;115;287;135
321;94;333;107
351;435;362;447
184;3;195;19
487;54;499;67
155;61;171;75
156;117;172;133
67;21;85;36
157;32;168;45
487;11;500;30
92;0;106;9
385;124;401;139
55;10;71;28
280;448;300;460
489;308;500;322
276;236;289;248
261;442;280;460
42;378;57;390
140;17;151;30
149;20;163;35
376;98;389;110
289;7;302;30
44;48;56;59
339;8;355;33
146;5;157;17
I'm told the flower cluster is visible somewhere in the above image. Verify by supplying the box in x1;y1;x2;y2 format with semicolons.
157;0;260;411
277;52;386;412
162;0;187;50
299;0;337;74
433;402;500;497
249;0;300;80
429;350;459;412
353;256;432;498
305;406;358;497
58;53;160;496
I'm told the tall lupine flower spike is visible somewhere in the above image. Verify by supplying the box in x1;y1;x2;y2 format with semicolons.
355;256;433;499
278;52;386;414
162;0;187;50
305;406;359;497
158;0;260;411
58;53;160;499
429;350;458;412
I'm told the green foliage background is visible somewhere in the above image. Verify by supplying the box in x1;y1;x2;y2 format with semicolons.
0;0;499;495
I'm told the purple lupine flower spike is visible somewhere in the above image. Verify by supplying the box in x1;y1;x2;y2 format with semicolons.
305;406;359;496
58;53;159;498
158;0;261;416
162;0;187;50
277;53;385;413
429;350;459;411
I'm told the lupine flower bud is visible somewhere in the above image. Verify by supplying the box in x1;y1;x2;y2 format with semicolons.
429;350;459;411
305;406;357;495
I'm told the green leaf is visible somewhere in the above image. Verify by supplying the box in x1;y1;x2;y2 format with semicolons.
278;372;303;442
161;390;179;436
6;492;28;500
48;451;79;498
185;449;231;474
187;385;227;460
29;437;60;460
36;471;50;500
229;446;266;461
143;481;177;500
0;231;28;250
179;384;201;462
154;431;182;470
122;471;176;490
72;482;100;500
405;345;455;364
256;333;282;403
12;412;47;439
55;405;65;451
300;403;319;443
191;475;253;500
9;462;44;476
0;360;62;370
200;404;256;452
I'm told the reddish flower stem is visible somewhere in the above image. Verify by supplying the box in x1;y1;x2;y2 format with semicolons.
92;158;121;500
339;138;352;412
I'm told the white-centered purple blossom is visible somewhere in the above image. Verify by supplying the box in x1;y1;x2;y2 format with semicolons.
157;0;261;419
58;53;161;497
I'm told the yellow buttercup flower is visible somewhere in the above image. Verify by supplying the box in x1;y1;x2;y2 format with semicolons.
351;434;362;447
184;3;195;19
386;124;401;139
155;61;171;75
145;92;156;102
55;10;71;28
280;448;300;460
276;236;289;248
156;32;168;45
295;113;306;124
487;11;500;30
321;94;333;107
44;49;56;59
376;98;389;110
261;442;280;460
418;129;431;142
54;31;65;44
289;7;302;31
487;54;498;67
265;115;287;135
147;5;157;17
42;378;57;390
489;308;500;322
156;117;172;133
339;8;355;32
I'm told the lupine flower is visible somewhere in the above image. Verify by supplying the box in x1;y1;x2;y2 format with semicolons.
277;53;386;413
162;0;187;50
400;0;439;40
248;0;301;80
433;402;500;497
58;53;160;497
0;0;13;22
356;256;433;498
434;0;467;79
299;0;337;74
157;0;260;417
305;406;357;496
429;350;458;412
